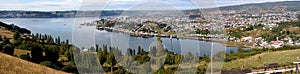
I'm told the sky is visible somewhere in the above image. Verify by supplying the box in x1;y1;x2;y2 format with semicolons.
0;0;298;11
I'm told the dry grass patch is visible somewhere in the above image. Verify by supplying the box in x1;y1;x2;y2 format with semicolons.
14;49;31;56
0;52;67;74
0;29;13;38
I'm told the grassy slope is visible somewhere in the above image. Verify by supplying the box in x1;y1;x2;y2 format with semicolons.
0;28;66;74
223;49;300;70
0;52;67;74
0;29;13;38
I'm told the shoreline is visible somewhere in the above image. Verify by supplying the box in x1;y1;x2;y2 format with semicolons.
96;27;250;48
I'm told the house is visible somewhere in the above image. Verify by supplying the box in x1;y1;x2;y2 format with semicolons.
271;41;284;48
242;37;253;42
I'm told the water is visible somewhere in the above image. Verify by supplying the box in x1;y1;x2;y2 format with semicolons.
0;18;239;56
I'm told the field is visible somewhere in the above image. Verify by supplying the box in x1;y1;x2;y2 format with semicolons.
0;29;13;38
0;52;67;74
14;49;31;56
223;49;300;71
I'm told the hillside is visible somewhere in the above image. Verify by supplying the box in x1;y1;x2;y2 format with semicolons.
219;1;300;11
1;1;300;18
223;49;300;70
0;52;67;74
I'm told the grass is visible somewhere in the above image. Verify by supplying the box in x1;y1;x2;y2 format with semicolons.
0;29;13;38
0;52;67;74
223;49;300;70
14;49;31;57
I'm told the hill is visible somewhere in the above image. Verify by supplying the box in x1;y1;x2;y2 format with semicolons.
223;49;300;70
219;1;300;11
0;52;67;74
1;1;300;18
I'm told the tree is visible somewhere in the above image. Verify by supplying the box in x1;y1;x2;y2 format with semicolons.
107;50;117;73
95;44;99;52
0;36;2;41
0;43;3;51
126;48;133;56
3;44;14;55
56;36;61;44
45;46;59;62
31;46;44;63
13;32;21;40
66;39;69;45
103;45;108;55
2;37;10;44
46;35;54;44
97;50;106;65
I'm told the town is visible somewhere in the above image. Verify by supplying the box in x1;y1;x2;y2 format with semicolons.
81;9;300;49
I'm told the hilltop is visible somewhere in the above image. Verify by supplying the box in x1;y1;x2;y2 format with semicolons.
219;1;300;11
0;1;300;18
0;52;67;74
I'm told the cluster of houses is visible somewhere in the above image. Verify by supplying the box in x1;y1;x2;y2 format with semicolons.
240;36;300;48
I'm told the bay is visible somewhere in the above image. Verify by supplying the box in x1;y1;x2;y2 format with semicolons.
0;18;239;56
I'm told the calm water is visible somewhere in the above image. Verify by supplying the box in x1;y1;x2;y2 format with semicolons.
0;18;238;56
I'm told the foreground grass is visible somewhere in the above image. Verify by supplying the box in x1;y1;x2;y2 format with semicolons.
0;29;13;38
0;52;67;74
223;49;300;70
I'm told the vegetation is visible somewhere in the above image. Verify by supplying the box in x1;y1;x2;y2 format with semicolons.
82;44;211;74
196;29;210;36
0;22;77;73
0;22;31;34
223;49;300;70
0;52;67;74
2;17;300;73
225;46;300;62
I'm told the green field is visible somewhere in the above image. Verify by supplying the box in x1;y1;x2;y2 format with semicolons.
223;49;300;70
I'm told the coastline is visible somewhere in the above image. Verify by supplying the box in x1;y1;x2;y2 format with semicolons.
96;27;248;48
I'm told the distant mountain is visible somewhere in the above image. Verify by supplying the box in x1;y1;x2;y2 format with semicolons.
0;11;123;18
0;1;300;18
219;1;300;11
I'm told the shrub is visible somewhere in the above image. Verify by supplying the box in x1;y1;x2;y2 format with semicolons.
62;65;78;73
40;61;53;68
19;53;31;61
31;46;43;63
3;44;14;55
40;61;60;70
45;47;59;62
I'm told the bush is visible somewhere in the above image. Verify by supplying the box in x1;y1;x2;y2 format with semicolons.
3;44;14;55
45;47;59;62
19;53;31;61
40;61;53;68
40;61;60;70
16;44;31;50
62;65;78;73
31;46;43;63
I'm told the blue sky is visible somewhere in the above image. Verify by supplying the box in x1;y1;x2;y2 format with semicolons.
0;0;298;11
